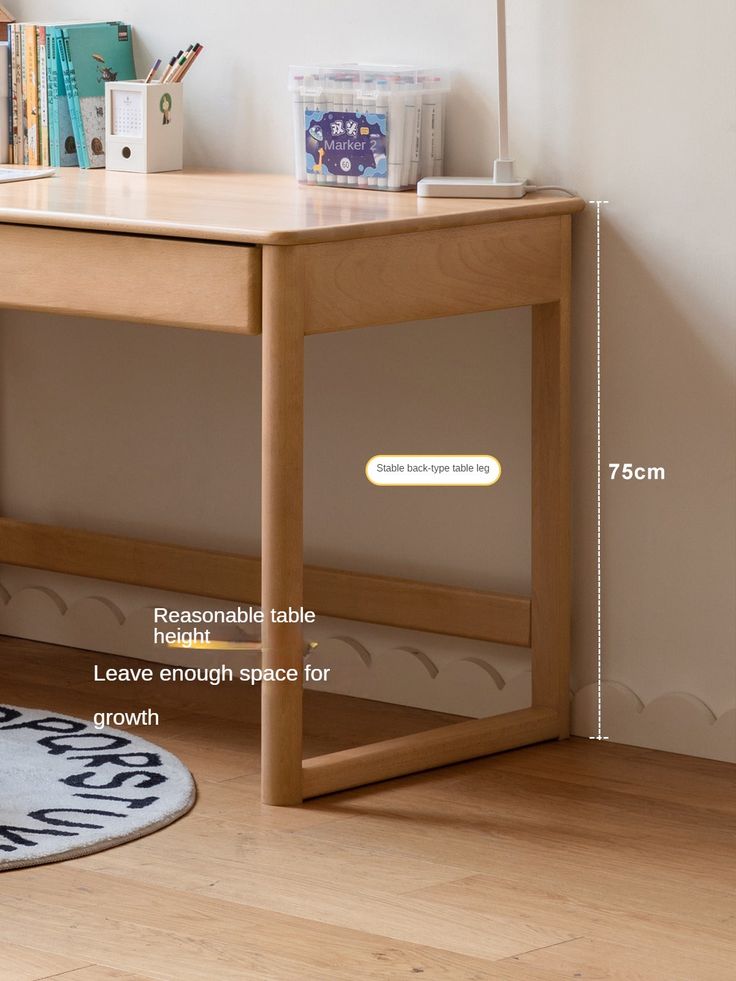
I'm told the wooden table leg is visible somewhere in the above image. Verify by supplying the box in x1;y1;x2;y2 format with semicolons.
261;245;305;805
531;216;572;736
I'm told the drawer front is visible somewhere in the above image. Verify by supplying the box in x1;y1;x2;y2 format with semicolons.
0;224;261;334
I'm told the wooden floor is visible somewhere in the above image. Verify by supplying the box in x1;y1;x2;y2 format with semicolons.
1;637;734;980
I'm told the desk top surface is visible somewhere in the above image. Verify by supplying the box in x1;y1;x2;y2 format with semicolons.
0;169;584;245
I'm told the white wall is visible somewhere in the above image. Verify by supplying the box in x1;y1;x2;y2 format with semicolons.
2;0;734;760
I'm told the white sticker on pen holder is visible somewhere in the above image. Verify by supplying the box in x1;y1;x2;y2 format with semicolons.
366;455;502;487
159;91;174;125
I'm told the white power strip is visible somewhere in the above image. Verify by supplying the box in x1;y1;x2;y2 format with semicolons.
418;157;528;199
417;176;527;198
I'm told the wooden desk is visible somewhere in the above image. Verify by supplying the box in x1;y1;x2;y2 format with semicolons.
0;169;584;805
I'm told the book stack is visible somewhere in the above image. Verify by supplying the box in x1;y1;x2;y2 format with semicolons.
7;20;136;168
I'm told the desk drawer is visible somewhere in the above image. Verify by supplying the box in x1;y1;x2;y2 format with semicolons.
0;224;261;333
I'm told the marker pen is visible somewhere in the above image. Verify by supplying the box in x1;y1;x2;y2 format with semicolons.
375;77;390;189
344;71;358;186
335;72;348;186
364;74;379;188
355;72;367;188
316;73;330;185
403;74;422;187
420;75;437;179
305;73;319;185
292;73;305;181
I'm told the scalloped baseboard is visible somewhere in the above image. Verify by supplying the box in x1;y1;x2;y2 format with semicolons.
573;681;735;763
1;569;733;762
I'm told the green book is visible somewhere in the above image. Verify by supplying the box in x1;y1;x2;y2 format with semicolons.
61;22;135;169
56;28;86;166
47;27;79;167
46;28;59;166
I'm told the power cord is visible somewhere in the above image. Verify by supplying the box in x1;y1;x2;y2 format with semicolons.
525;184;578;197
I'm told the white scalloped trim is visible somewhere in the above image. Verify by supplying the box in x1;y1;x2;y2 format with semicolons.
573;681;735;762
0;573;733;762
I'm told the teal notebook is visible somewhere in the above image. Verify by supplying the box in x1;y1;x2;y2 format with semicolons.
47;27;78;167
56;28;85;167
61;22;135;169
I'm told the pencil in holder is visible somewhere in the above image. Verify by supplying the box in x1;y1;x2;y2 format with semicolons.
105;80;183;173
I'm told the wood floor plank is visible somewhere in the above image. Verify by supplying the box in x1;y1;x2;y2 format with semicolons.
500;934;735;981
478;738;736;816
0;897;276;981
0;873;545;981
2;942;89;981
297;794;736;923
401;767;736;881
79;812;469;895
45;968;158;981
67;819;576;959
405;873;736;976
194;867;577;961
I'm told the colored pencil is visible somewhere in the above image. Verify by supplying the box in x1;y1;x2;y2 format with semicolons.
157;55;176;83
171;43;197;83
161;50;183;83
175;43;203;81
144;58;161;83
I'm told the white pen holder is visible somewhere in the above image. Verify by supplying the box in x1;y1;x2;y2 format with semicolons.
105;80;183;173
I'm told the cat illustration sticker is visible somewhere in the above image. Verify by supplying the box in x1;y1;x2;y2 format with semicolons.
160;93;173;125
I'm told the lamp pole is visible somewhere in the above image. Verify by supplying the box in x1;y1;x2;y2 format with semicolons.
417;0;527;198
496;0;509;163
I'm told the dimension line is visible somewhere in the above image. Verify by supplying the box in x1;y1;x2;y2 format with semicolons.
588;199;609;741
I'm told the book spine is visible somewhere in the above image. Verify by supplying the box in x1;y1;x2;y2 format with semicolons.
37;26;49;167
8;26;17;163
24;23;38;166
10;26;17;162
4;35;11;162
19;25;28;164
47;28;59;167
58;30;88;168
14;25;24;163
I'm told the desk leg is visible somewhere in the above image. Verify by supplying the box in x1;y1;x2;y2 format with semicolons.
531;217;572;736
261;245;304;805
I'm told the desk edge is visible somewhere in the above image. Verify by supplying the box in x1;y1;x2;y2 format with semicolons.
0;195;585;245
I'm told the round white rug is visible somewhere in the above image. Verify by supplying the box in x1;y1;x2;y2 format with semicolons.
0;704;196;871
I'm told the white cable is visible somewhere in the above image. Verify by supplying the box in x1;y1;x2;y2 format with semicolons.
525;184;578;197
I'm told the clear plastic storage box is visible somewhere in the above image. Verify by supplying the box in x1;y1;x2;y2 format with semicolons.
289;64;448;191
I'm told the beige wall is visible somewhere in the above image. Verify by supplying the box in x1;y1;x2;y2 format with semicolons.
2;0;734;758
